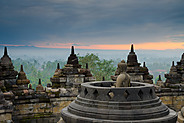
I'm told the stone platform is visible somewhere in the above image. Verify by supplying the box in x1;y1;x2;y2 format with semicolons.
61;81;177;123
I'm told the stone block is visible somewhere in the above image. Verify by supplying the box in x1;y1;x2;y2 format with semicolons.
33;108;39;114
176;96;184;101
0;109;5;114
52;101;59;106
33;104;40;109
44;108;52;113
59;101;72;109
174;105;182;112
40;103;46;108
30;119;36;123
164;96;172;101
0;113;12;122
53;106;61;113
174;101;184;105
178;111;184;123
38;108;44;113
19;110;29;115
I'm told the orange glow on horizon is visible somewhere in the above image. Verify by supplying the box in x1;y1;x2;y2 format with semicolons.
35;41;184;50
0;44;26;47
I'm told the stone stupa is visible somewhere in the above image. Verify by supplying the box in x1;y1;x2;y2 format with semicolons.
50;46;95;96
165;53;184;88
111;44;153;84
61;60;177;123
36;79;45;94
0;47;18;91
13;65;34;97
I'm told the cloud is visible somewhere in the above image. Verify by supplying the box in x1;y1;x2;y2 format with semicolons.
72;43;81;46
0;0;184;46
166;34;184;42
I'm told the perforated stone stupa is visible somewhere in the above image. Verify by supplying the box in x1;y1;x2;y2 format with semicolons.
62;61;177;123
50;46;95;95
112;44;153;84
13;65;34;98
0;47;77;123
0;47;18;91
165;53;184;88
61;81;177;123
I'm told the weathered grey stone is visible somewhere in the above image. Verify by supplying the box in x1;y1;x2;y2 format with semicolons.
0;47;18;91
111;44;153;84
61;81;177;123
50;46;95;96
116;60;130;87
165;54;184;89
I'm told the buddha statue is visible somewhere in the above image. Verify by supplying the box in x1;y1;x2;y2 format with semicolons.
116;60;130;87
181;107;184;117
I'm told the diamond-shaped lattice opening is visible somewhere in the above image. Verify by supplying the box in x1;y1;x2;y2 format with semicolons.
84;88;88;96
138;90;143;100
124;90;129;99
93;89;99;98
108;91;114;99
110;82;116;87
100;83;103;87
150;89;153;98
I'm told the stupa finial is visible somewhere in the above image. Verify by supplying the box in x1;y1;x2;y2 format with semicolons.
71;46;74;55
182;53;184;60
86;63;88;69
143;62;146;67
158;75;162;81
29;84;32;89
131;44;134;52
57;63;60;69
4;47;8;56
172;61;174;66
102;76;105;81
39;78;41;85
20;65;24;72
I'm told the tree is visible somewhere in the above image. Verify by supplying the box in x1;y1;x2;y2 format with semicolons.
78;53;116;81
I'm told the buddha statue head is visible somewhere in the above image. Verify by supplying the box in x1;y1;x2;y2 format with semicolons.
117;60;127;73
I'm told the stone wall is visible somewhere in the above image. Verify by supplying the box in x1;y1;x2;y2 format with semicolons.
0;112;12;122
157;92;184;112
128;73;143;82
13;97;75;123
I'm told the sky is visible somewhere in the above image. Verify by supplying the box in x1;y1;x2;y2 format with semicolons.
0;0;184;50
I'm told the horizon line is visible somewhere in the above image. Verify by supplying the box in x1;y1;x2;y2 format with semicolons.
0;41;184;50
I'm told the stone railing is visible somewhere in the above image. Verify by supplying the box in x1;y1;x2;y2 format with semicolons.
62;81;177;123
80;81;157;101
